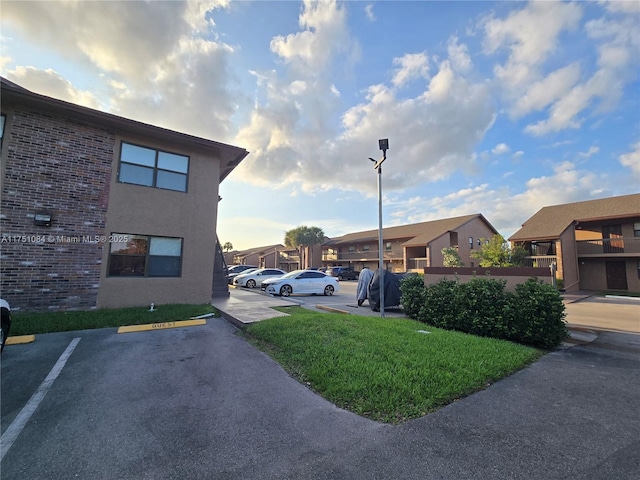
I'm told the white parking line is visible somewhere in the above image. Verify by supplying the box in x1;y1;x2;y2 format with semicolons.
1;337;81;462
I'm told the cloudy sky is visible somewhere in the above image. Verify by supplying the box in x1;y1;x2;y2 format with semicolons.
2;0;639;250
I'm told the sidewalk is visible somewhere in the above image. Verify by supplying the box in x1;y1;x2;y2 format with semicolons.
211;288;299;329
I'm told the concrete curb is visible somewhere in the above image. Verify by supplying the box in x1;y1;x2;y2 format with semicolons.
315;305;350;314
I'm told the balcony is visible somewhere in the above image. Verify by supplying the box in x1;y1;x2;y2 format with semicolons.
322;250;402;262
576;237;640;256
522;256;557;268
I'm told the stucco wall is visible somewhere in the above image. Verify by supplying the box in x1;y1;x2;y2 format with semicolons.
97;135;220;308
424;266;552;291
427;219;498;268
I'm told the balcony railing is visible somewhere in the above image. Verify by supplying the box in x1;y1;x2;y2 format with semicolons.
322;250;403;262
521;256;557;268
576;237;640;255
406;258;427;270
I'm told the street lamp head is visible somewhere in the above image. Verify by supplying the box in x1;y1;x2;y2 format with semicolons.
378;138;389;151
369;157;376;162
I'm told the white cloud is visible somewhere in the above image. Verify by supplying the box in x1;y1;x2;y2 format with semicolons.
511;63;581;118
619;141;640;177
1;1;239;141
482;1;582;89
578;146;600;158
392;52;429;88
5;67;102;109
482;1;639;136
447;36;472;73
492;143;510;155
365;4;376;22
396;162;603;239
270;0;353;72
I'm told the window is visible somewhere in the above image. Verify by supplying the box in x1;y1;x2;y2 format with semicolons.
348;246;355;253
385;242;392;251
469;237;474;249
362;245;370;252
637;260;640;280
108;234;183;277
634;222;640;237
118;142;189;192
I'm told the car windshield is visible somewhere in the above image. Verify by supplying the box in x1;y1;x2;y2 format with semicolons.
239;268;257;275
281;270;304;279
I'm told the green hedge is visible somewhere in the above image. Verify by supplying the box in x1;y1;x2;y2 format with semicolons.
400;275;568;349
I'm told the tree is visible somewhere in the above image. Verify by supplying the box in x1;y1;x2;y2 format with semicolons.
223;241;233;252
442;247;465;267
284;225;325;269
471;234;527;267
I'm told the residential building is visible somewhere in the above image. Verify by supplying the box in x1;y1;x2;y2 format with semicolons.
230;244;301;271
509;194;640;293
0;77;248;311
322;214;498;272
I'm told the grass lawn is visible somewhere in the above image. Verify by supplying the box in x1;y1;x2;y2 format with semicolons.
245;306;544;424
10;303;217;335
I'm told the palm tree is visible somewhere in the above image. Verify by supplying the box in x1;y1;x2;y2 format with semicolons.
284;226;325;269
223;241;233;253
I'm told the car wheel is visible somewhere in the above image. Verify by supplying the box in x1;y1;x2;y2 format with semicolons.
324;285;335;296
246;279;256;288
280;285;293;297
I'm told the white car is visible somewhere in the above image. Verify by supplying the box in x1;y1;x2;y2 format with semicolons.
233;268;286;289
261;270;340;297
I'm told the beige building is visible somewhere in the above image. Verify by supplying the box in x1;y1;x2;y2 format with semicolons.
509;194;640;293
322;214;498;272
1;77;248;311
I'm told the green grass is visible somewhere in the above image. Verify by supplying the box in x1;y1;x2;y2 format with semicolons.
245;306;543;423
10;304;217;335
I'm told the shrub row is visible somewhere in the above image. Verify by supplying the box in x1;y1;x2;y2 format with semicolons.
400;274;568;349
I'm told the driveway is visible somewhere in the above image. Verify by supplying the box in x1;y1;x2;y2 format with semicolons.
2;310;639;479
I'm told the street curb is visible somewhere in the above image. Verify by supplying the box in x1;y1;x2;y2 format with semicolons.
315;305;350;314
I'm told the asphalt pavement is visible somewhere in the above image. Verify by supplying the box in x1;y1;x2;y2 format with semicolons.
1;288;638;479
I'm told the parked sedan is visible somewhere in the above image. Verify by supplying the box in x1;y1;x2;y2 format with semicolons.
227;267;257;284
262;270;340;297
233;268;286;289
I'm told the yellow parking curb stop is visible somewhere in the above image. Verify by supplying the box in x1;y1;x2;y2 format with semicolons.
6;335;36;345
118;318;207;334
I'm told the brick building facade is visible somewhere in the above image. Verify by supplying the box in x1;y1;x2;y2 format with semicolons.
1;77;248;312
2;109;114;310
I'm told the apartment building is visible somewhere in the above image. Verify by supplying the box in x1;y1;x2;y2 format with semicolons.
1;77;248;311
509;194;640;293
322;214;498;272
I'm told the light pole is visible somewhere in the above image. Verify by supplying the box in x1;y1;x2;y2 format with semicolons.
369;138;388;318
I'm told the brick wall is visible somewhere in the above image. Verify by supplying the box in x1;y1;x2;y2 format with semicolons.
1;109;114;311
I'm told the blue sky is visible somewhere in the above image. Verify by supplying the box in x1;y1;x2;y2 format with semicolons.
2;0;639;250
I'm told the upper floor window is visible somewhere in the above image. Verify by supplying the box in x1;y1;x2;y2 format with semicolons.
362;245;370;252
469;237;474;249
385;242;392;251
108;234;183;277
348;246;356;253
118;142;189;192
634;222;640;237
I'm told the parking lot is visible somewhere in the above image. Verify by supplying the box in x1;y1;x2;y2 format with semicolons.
1;288;639;479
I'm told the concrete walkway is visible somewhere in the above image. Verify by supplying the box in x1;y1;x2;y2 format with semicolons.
211;288;299;328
